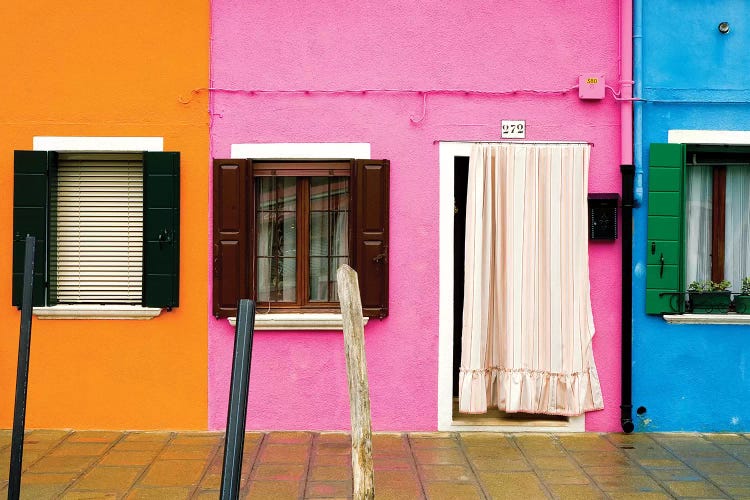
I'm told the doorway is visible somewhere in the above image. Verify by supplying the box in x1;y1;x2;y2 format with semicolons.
438;141;583;431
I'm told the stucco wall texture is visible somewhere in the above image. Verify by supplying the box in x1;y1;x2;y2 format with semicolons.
209;0;624;431
0;1;209;429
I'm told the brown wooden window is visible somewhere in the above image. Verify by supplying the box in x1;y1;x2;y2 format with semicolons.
213;158;389;318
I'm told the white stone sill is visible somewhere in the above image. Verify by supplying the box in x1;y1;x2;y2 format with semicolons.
33;305;162;320
227;313;369;331
663;314;750;325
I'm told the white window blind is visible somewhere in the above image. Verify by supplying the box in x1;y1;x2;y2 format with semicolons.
50;152;144;304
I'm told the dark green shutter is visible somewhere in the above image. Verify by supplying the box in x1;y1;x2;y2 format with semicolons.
12;151;52;307
143;152;180;308
353;159;389;318
646;143;684;314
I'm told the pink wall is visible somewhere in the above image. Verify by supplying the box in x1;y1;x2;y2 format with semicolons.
209;0;622;431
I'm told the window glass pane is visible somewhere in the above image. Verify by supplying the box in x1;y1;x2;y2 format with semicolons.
257;257;296;302
309;257;329;301
685;166;713;284
257;176;296;211
725;166;750;288
256;176;297;302
309;176;349;301
310;212;329;256
257;212;296;257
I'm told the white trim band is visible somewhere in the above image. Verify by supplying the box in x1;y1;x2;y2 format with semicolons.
33;305;162;320
663;314;750;325
227;313;369;331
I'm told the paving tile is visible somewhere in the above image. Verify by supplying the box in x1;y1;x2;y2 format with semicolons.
252;463;307;481
527;455;580;471
61;492;119;499
310;465;352;481
459;432;513;446
64;432;121;444
371;434;408;455
72;465;141;491
558;434;618;452
570;451;632;467
419;464;474;482
410;437;459;449
121;432;172;443
170;433;223;446
708;473;750;486
546;483;606;500
470;456;532;471
373;457;413;470
412;447;467;465
18;483;75;499
584;465;645;477
28;455;98;474
664;480;727;497
98;450;161;467
592;474;664;493
195;490;220;499
317;433;350;445
425;481;483;499
126;486;194;499
479;471;547;499
265;432;313;445
647;468;702;481
632;458;685;468
138;459;207;487
306;480;352;498
199;472;221;489
538;470;591;485
316;441;351;456
606;493;673;500
689;458;750;474
315;453;352;466
243;480;302;499
724;485;750;497
463;445;523;459
703;433;748;444
159;444;217;461
20;472;79;485
258;444;310;464
49;442;112;457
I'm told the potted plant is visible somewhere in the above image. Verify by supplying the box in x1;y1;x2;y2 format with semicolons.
687;280;732;314
734;277;750;314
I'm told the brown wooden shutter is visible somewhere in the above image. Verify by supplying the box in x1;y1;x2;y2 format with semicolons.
353;159;389;318
213;159;253;317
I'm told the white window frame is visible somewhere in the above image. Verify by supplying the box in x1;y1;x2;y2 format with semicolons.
664;130;750;325
227;143;371;331
438;141;584;432
31;136;164;320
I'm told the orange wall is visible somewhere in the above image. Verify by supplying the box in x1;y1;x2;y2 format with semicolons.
0;1;209;429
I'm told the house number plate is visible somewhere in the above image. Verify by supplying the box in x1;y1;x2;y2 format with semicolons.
501;120;526;139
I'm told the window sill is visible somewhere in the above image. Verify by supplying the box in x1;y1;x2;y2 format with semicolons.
663;313;750;325
33;305;162;320
227;313;369;331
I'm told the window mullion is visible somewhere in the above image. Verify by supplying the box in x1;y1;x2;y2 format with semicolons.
298;178;310;307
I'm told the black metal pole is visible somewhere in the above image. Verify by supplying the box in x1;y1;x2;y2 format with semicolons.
620;165;635;433
9;235;36;499
220;299;256;500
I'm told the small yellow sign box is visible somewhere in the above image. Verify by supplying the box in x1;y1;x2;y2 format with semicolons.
579;74;605;100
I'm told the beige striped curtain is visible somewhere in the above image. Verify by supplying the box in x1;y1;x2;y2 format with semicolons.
458;143;604;416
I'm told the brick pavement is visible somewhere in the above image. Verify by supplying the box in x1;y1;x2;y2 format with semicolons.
1;430;750;499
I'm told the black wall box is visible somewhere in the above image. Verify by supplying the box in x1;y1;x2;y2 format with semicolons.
588;193;620;240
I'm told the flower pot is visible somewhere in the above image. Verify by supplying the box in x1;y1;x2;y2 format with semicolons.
734;295;750;314
688;291;731;314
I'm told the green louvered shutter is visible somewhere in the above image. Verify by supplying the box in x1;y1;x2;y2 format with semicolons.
143;152;180;308
646;143;685;314
13;151;52;307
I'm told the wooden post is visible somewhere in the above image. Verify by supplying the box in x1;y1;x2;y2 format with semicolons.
336;264;374;500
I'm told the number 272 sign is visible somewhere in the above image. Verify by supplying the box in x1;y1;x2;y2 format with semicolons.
501;120;526;139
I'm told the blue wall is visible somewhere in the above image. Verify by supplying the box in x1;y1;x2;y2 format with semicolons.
633;1;750;431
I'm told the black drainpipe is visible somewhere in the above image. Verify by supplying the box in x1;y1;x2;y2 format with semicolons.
620;164;635;433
